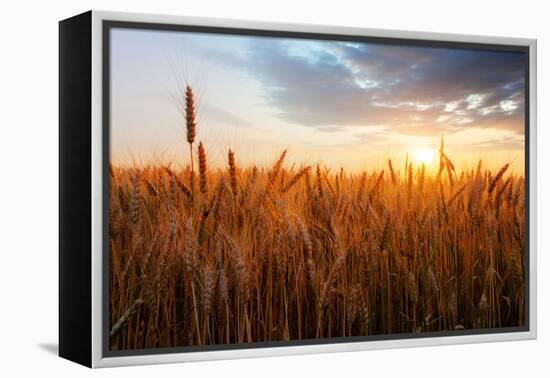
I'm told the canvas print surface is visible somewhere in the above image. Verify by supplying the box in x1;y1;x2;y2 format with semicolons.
107;26;527;352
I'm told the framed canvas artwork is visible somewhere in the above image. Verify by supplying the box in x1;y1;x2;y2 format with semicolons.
59;10;537;368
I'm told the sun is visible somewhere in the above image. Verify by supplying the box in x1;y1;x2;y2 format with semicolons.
413;148;436;165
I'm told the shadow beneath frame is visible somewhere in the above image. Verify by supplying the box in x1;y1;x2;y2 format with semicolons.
38;343;59;356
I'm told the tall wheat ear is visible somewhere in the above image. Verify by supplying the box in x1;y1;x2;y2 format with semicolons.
185;85;197;194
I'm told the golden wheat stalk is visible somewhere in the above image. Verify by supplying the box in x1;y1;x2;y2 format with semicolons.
488;163;510;194
282;166;310;193
228;148;238;196
198;141;208;196
185;85;197;194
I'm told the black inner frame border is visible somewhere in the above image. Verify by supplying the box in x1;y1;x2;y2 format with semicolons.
102;19;531;358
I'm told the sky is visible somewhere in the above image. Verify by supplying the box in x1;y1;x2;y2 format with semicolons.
110;28;526;174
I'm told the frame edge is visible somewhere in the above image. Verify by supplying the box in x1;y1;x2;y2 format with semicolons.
59;10;93;368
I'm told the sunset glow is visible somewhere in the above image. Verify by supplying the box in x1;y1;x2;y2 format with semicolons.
413;148;436;165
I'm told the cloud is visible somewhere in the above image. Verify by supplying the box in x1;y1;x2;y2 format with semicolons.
234;39;526;135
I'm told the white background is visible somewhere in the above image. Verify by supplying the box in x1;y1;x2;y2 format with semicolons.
0;0;546;376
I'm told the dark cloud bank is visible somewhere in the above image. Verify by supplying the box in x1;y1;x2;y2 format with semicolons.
199;35;526;138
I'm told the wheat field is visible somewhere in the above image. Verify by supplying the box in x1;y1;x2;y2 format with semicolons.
109;87;525;351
